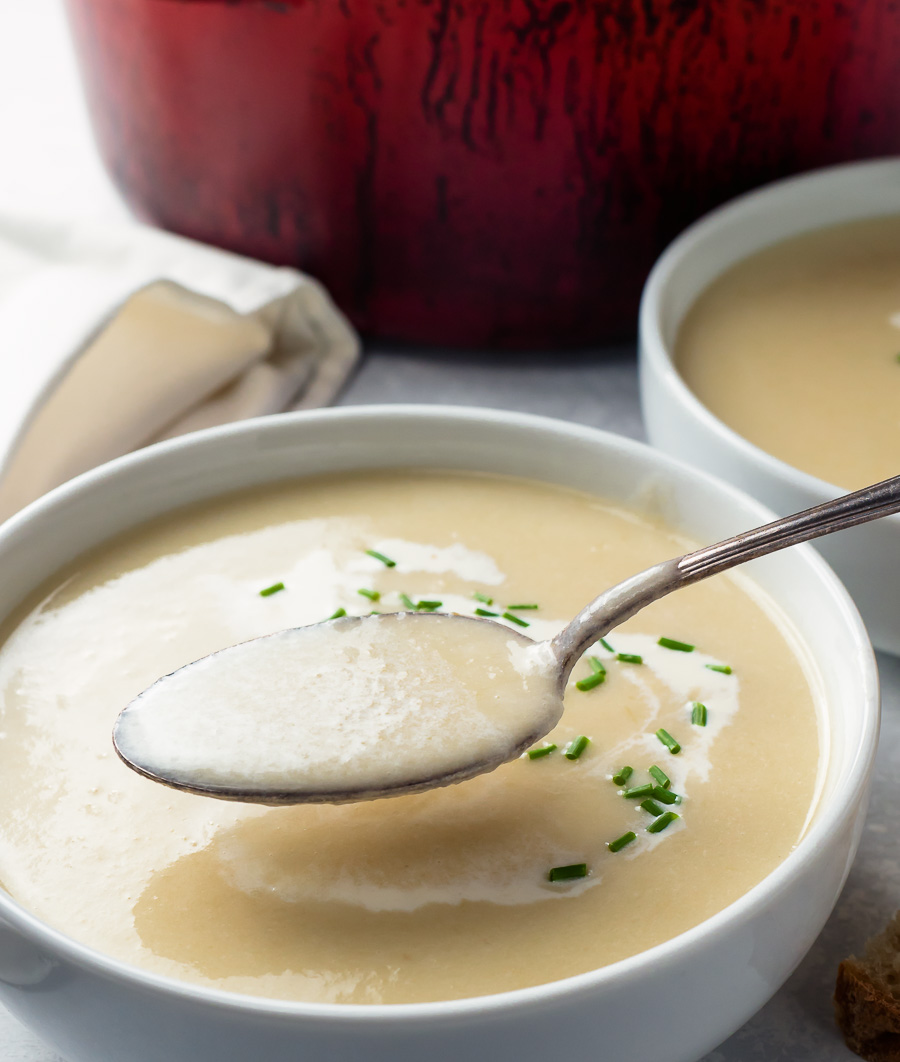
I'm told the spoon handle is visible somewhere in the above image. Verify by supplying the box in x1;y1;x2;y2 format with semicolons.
551;473;900;679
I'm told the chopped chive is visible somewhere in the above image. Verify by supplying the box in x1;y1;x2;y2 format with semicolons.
365;549;396;568
612;765;633;786
691;701;708;726
259;581;285;597
507;603;539;610
706;663;733;675
502;611;530;627
357;588;380;602
608;831;636;853
599;637;615;653
648;765;671;789
398;593;416;610
658;636;695;652
327;607;347;620
527;743;557;759
575;670;605;692
622;783;654;799
473;592;494;606
369;609;381;615
652;786;682;805
640;798;666;817
617;653;643;665
575;658;607;690
548;863;588;882
475;607;499;617
403;594;432;610
656;728;681;754
646;811;680;834
564;735;590;760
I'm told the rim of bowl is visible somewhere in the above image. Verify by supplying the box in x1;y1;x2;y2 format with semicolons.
639;155;900;520
0;404;879;1024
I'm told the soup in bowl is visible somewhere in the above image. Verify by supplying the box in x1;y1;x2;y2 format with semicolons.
0;407;878;1062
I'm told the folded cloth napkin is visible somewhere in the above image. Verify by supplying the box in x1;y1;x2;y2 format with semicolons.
0;212;360;520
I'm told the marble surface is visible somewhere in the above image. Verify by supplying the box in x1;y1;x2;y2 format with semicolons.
0;2;894;1059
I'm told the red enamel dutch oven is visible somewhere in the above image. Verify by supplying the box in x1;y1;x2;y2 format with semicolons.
65;0;900;347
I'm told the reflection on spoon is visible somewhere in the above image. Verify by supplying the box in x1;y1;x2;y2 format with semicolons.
113;473;900;805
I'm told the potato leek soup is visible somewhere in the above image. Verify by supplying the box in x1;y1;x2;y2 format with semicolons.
675;217;900;492
0;472;821;1004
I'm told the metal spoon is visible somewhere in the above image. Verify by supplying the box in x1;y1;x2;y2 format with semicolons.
114;473;900;805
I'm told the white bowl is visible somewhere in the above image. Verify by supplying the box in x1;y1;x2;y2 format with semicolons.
638;157;900;655
0;406;878;1062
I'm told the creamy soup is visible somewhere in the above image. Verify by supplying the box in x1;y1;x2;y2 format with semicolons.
676;216;900;491
0;472;821;1004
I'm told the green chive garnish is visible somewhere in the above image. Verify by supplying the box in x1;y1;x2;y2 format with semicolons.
507;603;539;610
648;765;670;789
327;607;347;620
416;599;442;611
622;783;654;799
357;588;380;602
652;786;682;805
548;863;588;882
564;735;590;760
503;611;530;627
473;592;494;606
527;743;557;760
575;670;605;691
658;636;694;652
640;798;665;817
706;663;733;675
600;637;615;652
475;607;499;617
259;582;285;597
588;656;606;676
617;653;643;665
656;728;681;754
691;701;708;726
646;811;680;834
612;765;633;786
366;549;396;568
399;593;416;610
607;831;636;853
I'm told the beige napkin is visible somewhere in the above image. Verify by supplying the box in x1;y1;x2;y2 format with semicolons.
0;213;360;520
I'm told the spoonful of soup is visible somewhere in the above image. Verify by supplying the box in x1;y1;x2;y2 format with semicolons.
114;473;900;804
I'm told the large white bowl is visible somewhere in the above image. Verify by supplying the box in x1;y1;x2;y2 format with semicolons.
0;406;879;1062
639;157;900;655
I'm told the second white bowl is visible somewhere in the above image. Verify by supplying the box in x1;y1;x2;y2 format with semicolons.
639;158;900;654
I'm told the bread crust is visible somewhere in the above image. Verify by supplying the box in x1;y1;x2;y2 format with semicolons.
835;957;900;1061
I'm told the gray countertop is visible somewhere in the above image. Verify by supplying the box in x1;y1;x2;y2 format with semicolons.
0;3;893;1057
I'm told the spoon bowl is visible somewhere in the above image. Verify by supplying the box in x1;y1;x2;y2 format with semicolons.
114;611;561;804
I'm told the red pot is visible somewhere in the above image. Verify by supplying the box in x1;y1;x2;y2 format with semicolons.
65;0;900;348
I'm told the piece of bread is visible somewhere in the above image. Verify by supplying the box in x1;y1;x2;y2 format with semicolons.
835;910;900;1061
